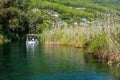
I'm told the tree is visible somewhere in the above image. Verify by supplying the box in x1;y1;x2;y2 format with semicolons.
0;0;43;41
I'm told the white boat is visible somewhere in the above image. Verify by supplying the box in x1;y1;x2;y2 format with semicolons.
26;40;38;44
26;34;38;44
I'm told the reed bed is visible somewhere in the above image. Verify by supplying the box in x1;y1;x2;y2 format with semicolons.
40;24;119;45
40;24;120;65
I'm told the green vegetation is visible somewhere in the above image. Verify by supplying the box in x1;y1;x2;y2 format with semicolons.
0;0;120;65
0;34;4;44
40;24;120;65
31;0;114;21
49;0;120;15
88;0;120;11
31;0;95;21
0;34;10;44
0;0;43;41
88;34;108;53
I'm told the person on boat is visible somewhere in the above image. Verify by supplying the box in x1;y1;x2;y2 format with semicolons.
35;37;38;42
32;38;34;41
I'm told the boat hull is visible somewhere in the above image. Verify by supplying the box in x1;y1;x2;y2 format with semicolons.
26;41;38;44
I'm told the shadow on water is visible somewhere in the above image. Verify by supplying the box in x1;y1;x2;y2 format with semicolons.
0;42;120;80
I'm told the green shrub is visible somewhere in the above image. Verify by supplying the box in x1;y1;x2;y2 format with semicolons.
88;34;108;53
60;13;71;20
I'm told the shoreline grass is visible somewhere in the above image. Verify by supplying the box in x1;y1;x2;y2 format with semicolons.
40;24;120;65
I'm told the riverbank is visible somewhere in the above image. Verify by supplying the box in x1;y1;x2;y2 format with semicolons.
40;25;120;66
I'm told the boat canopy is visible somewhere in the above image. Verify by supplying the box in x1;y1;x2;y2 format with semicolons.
26;34;38;41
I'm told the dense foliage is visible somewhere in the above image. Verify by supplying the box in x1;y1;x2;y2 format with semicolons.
0;0;43;41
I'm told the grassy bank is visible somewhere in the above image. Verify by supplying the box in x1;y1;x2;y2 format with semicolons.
40;24;120;65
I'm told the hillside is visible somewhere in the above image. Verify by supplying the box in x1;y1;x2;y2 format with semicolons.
30;0;120;25
29;0;120;32
87;0;120;11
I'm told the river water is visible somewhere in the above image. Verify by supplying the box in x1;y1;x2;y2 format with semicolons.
0;42;120;80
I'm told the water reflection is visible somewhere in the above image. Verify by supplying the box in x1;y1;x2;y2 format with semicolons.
43;45;85;71
0;43;120;80
26;43;38;54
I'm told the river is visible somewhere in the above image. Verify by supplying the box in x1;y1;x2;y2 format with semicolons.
0;42;120;80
